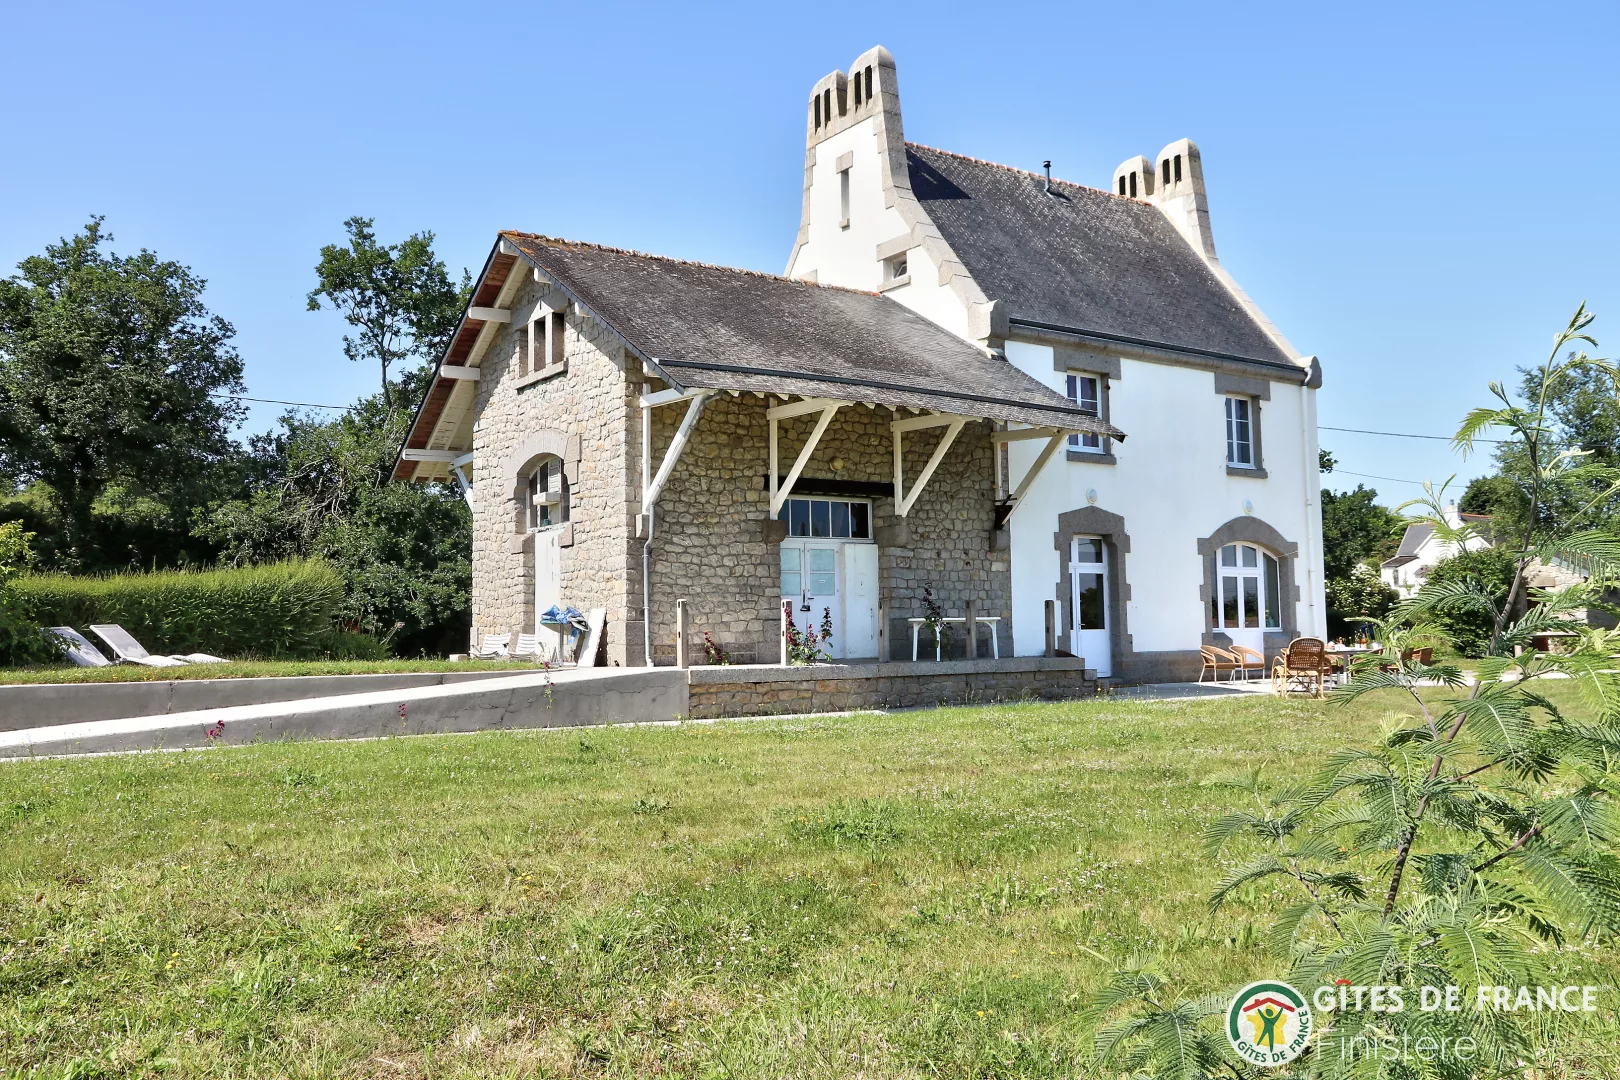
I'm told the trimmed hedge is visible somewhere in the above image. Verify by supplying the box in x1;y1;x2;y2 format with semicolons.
14;559;346;660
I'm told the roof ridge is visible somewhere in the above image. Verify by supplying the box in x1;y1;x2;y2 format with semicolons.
904;142;1124;200
498;231;882;297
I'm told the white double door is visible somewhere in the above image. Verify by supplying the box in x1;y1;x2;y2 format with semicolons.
1214;542;1270;656
780;540;878;659
1069;536;1111;677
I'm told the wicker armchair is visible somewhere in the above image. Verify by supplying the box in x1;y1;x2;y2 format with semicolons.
1272;637;1332;697
1230;645;1268;682
1198;644;1241;683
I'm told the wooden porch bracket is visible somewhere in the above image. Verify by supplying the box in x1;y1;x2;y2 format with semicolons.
892;413;967;517
989;426;1069;524
642;390;714;509
768;398;848;515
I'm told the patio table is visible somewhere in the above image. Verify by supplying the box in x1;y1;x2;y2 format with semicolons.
1324;645;1378;684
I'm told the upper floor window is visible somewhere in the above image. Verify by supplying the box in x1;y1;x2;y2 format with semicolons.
1067;374;1103;452
1225;396;1254;468
839;165;851;229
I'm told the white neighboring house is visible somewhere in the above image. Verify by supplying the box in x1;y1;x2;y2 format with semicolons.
787;46;1326;680
1380;505;1493;598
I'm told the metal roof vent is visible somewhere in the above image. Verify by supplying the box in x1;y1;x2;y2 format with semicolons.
1043;160;1052;195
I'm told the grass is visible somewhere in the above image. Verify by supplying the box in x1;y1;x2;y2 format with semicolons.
1;690;1616;1077
0;659;549;685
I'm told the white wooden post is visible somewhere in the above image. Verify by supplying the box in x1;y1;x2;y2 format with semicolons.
675;599;689;669
1044;599;1057;658
780;599;792;666
877;603;889;664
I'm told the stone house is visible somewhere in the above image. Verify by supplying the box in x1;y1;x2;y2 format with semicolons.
395;45;1326;679
393;236;1111;666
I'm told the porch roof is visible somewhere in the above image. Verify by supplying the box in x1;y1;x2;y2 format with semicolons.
499;233;1125;433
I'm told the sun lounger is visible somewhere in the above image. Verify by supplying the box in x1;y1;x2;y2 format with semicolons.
470;633;511;660
512;632;543;660
47;627;113;667
88;624;189;667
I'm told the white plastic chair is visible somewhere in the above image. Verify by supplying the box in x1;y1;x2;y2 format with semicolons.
470;633;511;660
47;627;112;667
89;624;189;667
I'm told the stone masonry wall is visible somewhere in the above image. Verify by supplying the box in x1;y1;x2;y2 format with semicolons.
687;659;1095;719
469;275;640;665
645;395;1010;665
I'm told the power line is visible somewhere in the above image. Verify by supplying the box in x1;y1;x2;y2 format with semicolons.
1320;424;1506;444
212;392;354;412
1328;468;1434;487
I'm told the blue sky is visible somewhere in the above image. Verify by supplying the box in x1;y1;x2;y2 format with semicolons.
3;1;1616;508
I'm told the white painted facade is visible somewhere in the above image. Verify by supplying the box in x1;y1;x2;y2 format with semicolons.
789;47;1327;680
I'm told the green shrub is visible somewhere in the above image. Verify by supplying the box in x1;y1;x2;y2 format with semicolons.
311;628;391;661
0;522;53;666
12;558;344;661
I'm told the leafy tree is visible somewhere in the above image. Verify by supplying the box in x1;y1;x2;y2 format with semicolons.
0;521;51;664
1325;563;1398;627
0;220;246;568
195;377;470;656
1423;545;1518;656
306;217;468;407
1321;484;1403;581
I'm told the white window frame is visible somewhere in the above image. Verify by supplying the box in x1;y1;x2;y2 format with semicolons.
1211;542;1282;631
775;496;874;541
1225;395;1255;468
1067;374;1104;452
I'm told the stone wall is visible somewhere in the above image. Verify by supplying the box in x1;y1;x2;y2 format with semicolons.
469;275;640;665
687;658;1095;719
644;395;1011;665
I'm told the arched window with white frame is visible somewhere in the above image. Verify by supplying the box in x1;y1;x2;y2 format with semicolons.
1210;541;1281;655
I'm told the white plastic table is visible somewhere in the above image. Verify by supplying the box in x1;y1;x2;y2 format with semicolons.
908;616;1001;661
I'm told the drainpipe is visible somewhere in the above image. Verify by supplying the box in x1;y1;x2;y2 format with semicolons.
643;503;655;667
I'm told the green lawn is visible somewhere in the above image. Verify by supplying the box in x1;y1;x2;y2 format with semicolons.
2;691;1616;1077
0;659;546;685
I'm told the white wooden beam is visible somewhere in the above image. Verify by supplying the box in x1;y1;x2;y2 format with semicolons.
891;411;963;433
769;402;843;515
468;306;511;323
401;449;468;463
894;417;966;517
438;364;481;381
643;391;713;508
1004;433;1067;520
991;426;1064;443
767;396;851;421
640;387;705;409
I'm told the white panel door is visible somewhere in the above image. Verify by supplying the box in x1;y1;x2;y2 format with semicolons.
781;540;843;658
534;527;562;650
1069;536;1111;677
841;543;879;659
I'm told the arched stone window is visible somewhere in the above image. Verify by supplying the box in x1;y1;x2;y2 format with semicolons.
1197;517;1300;655
522;454;568;531
504;429;577;540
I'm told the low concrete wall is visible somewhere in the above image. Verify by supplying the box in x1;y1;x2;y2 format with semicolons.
0;669;529;732
686;657;1094;719
0;668;689;758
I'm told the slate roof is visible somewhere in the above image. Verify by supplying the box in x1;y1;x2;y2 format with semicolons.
1382;523;1435;567
500;233;1121;434
904;144;1293;367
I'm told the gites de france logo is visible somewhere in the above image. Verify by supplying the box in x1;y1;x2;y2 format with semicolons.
1227;981;1313;1067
